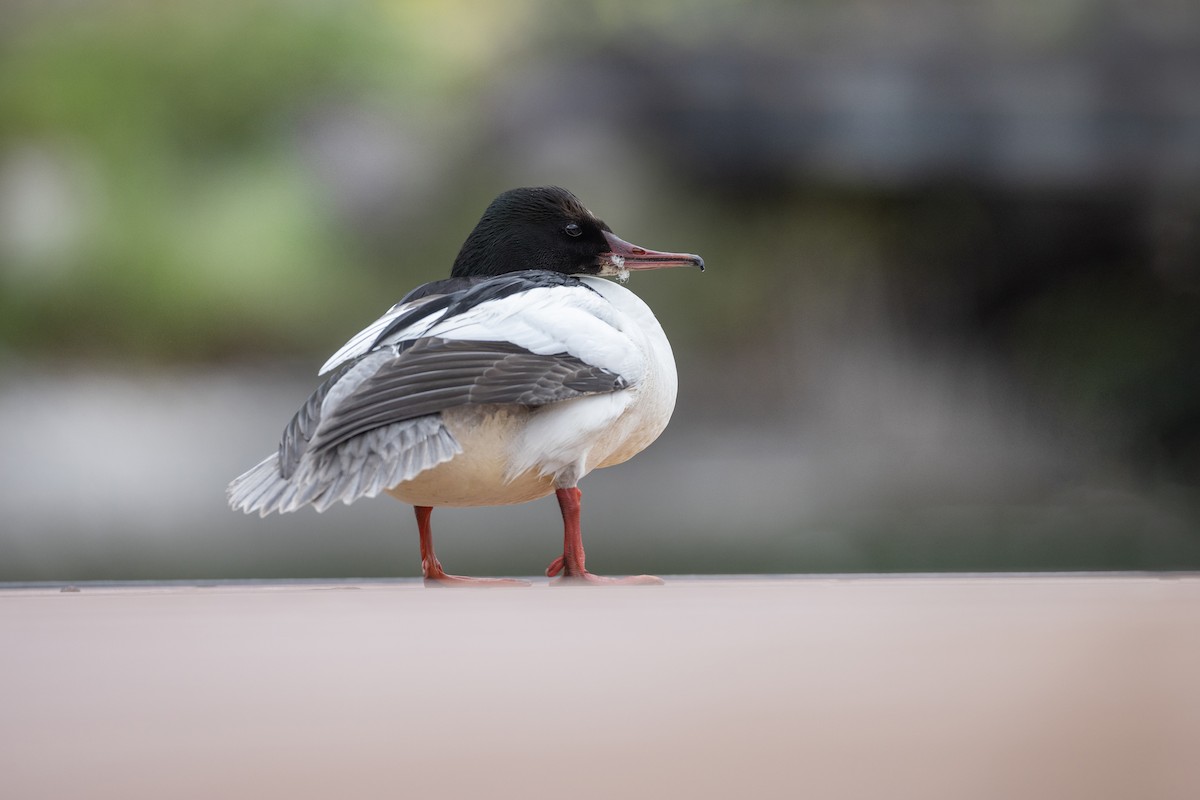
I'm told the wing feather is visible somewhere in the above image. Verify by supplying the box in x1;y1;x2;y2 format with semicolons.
303;337;627;458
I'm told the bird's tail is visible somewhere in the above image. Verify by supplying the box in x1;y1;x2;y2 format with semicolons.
227;416;461;516
227;453;295;517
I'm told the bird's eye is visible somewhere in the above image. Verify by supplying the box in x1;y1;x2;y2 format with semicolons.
564;223;582;237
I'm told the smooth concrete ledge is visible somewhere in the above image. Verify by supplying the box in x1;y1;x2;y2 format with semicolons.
3;574;1198;799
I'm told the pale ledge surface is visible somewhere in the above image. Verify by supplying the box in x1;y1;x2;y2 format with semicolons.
2;574;1197;800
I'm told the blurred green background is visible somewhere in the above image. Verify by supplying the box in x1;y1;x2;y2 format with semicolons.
2;0;1198;581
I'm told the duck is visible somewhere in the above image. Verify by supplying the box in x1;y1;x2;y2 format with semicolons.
227;186;704;586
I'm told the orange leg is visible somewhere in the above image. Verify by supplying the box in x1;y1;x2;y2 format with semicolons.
545;488;663;586
416;506;530;588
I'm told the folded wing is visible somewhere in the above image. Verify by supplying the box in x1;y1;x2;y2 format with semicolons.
283;337;627;477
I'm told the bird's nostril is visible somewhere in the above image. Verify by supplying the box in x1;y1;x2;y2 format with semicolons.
632;247;646;255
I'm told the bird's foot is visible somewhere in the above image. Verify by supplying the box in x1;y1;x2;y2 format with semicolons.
423;572;531;588
552;572;664;586
545;557;663;586
422;553;530;587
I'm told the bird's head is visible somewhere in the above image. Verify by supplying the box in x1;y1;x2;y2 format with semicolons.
450;186;704;281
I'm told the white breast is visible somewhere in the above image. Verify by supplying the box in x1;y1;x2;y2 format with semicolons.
508;277;678;482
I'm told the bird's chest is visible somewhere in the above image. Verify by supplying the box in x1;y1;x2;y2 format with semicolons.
576;279;679;470
592;335;676;470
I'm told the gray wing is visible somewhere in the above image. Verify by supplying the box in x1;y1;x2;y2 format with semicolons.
280;336;628;478
229;415;461;516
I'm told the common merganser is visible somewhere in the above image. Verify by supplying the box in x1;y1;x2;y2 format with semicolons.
228;187;703;586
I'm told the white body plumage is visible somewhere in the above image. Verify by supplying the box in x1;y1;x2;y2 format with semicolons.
228;275;677;514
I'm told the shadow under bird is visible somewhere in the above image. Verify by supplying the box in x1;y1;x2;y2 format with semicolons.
228;187;704;585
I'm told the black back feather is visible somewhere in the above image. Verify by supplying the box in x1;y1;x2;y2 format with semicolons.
368;270;595;354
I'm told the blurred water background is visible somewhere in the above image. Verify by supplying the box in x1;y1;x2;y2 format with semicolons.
2;0;1198;581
